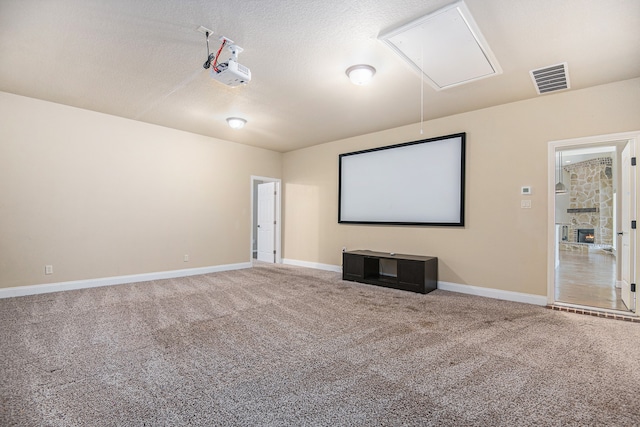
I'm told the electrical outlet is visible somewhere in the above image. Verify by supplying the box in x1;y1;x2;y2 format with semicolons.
521;200;532;209
184;254;189;262
45;265;53;275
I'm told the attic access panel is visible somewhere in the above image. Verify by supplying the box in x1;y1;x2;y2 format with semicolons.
379;1;501;90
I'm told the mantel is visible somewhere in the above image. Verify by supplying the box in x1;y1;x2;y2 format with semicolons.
567;207;599;213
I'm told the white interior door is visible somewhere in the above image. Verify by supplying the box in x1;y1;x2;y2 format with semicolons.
257;182;276;263
620;142;636;311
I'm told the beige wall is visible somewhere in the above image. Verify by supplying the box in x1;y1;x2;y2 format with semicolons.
282;78;640;296
0;92;282;289
2;79;639;294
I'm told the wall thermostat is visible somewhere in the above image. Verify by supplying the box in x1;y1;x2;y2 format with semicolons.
521;186;532;195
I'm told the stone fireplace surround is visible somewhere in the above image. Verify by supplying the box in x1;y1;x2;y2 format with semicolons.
559;157;613;253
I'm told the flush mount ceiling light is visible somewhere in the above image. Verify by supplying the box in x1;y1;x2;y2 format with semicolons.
379;0;501;90
226;117;247;129
346;64;376;85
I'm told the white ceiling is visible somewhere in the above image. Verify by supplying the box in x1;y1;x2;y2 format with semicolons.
1;0;639;152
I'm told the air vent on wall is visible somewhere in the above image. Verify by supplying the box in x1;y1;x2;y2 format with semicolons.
530;62;570;94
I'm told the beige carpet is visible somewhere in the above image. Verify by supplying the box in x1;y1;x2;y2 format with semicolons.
1;262;639;426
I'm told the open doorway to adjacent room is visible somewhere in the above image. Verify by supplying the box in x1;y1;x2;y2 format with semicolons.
548;132;637;314
250;176;282;264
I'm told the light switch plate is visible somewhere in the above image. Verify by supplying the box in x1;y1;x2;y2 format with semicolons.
521;200;532;209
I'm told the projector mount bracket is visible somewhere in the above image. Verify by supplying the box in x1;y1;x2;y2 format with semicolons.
198;26;243;71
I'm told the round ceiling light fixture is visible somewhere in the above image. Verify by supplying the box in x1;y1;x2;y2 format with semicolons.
226;117;247;129
345;64;376;85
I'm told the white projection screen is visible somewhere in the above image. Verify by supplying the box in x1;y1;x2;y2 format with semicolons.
338;133;465;226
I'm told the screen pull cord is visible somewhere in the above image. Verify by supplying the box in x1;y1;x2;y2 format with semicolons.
420;25;424;135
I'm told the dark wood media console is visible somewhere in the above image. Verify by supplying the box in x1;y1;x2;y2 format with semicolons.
342;250;438;294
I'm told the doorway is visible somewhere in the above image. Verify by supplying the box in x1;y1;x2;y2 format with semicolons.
250;176;281;264
548;132;637;314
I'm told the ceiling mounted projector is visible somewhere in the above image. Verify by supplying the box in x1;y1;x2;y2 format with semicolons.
201;31;251;87
209;42;251;87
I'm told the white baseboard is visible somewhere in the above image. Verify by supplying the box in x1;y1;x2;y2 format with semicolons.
438;281;547;306
282;258;342;273
8;260;545;307
0;262;252;299
281;260;545;307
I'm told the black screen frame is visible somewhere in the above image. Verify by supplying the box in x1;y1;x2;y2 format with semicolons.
338;132;466;226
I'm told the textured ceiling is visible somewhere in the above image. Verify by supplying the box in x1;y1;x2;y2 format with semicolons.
1;0;639;152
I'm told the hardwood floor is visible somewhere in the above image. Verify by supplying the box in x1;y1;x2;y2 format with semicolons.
555;251;628;311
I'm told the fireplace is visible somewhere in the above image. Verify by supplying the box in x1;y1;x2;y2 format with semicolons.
577;228;595;244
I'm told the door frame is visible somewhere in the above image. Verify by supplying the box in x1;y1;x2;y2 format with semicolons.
547;131;639;313
620;143;635;311
250;176;282;264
